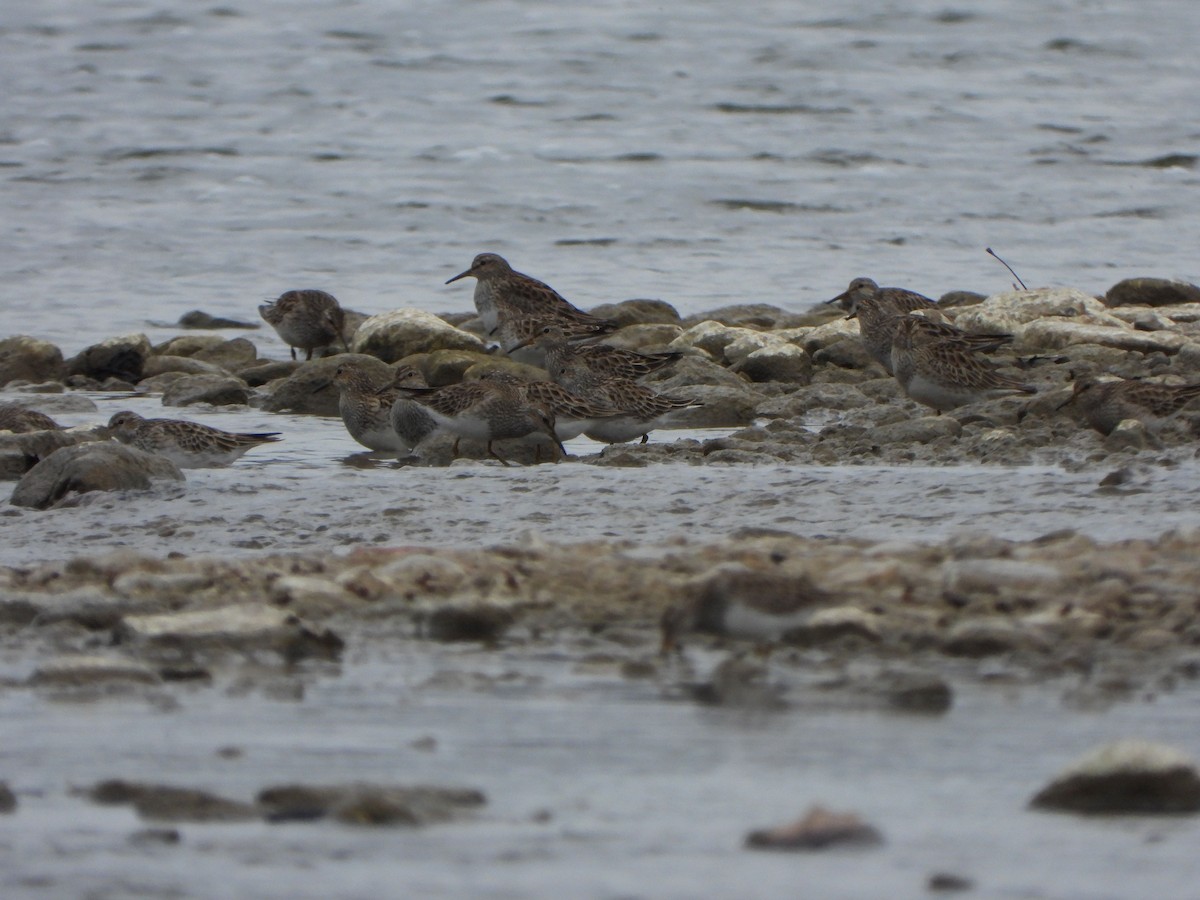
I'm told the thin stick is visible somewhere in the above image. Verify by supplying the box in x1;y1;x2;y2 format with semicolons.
986;247;1028;290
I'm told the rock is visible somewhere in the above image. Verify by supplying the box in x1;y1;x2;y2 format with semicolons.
239;359;300;387
28;654;161;687
871;416;963;445
681;303;809;330
351;309;485;363
941;619;1028;658
118;605;344;662
1104;419;1150;451
0;783;15;814
937;290;988;307
10;442;184;509
89;780;258;822
799;317;862;354
417;349;494;386
154;335;229;357
651;355;753;391
734;343;813;384
690;656;787;710
177;310;260;329
745;806;883;851
270;575;355;618
755;383;872;417
951;287;1123;332
128;828;182;846
161;373;251;407
0;428;103;480
927;872;975;892
1105;278;1200;308
65;333;151;383
786;606;882;646
1018;319;1187;355
1030;740;1200;814
425;603;513;642
811;338;878;370
942;559;1065;594
663;384;760;428
258;354;385;416
257;783;486;826
599;323;685;353
670;321;766;362
587;298;682;327
194;337;260;372
0;335;64;386
141;355;230;379
884;672;954;714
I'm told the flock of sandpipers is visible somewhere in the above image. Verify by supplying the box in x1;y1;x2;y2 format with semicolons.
3;252;1200;469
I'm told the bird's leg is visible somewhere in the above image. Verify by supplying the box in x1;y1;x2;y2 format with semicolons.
486;442;512;467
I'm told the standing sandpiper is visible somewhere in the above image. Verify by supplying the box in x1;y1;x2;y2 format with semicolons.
891;315;1035;411
259;289;348;361
106;411;281;467
445;253;617;348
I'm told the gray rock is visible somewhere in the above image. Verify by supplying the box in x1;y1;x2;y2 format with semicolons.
194;337;260;372
118;605;343;662
239;359;300;387
28;654;161;687
426;603;514;642
257;783;486;826
665;384;761;428
65;333;151;383
0;783;15;814
0;335;64;387
734;343;813;384
681;303;809;330
177;310;260;329
161;373;251;407
1030;740;1200;814
10;442;184;509
755;383;872;417
258;354;384;415
351;309;485;363
884;672;954;714
141;356;229;379
1104;278;1200;308
871;416;963;445
0;428;104;481
745;806;883;851
1104;419;1151;451
153;335;229;357
587;298;682;327
89;780;259;823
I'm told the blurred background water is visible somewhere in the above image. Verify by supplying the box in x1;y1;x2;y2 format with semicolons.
2;0;1198;356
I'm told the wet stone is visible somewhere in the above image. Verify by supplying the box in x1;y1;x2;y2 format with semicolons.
257;783;487;826
884;672;954;714
1030;740;1200;814
425;603;514;642
0;782;15;814
745;806;883;851
89;780;259;823
28;654;161;687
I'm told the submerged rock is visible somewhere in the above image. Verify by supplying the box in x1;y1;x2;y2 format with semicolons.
1030;740;1200;814
257;783;486;826
161;373;251;407
10;442;184;509
65;333;151;383
118;605;343;662
176;310;260;329
0;783;15;814
28;654;161;687
745;806;883;851
89;780;258;823
1104;278;1200;308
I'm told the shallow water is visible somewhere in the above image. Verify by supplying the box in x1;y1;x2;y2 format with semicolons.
3;1;1200;896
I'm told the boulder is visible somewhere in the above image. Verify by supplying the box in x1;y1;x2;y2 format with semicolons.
587;298;682;327
161;374;251;407
669;321;765;363
1030;740;1200;814
257;783;485;826
194;337;260;372
10;442;184;509
65;333;152;383
176;310;259;329
0;428;104;480
141;356;229;379
951;288;1125;333
118;604;343;662
258;354;389;416
745;806;883;851
1018;319;1187;355
0;335;64;386
351;309;485;363
681;303;809;330
734;343;813;384
1104;278;1200;308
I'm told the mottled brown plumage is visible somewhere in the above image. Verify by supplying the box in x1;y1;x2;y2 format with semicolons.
107;411;280;467
1060;375;1200;435
259;289;347;360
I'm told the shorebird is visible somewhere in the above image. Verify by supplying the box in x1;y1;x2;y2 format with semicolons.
106;411;281;467
445;253;617;349
891;315;1036;412
476;370;622;441
581;377;701;444
392;377;566;465
827;276;939;318
660;566;833;654
518;324;683;382
1058;375;1200;435
322;361;423;453
259;289;348;361
0;404;62;433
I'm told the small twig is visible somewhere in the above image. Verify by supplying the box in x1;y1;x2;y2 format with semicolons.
985;247;1028;290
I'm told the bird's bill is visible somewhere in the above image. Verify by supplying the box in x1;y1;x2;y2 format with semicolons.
1055;392;1078;411
508;335;535;351
445;266;475;285
310;379;333;394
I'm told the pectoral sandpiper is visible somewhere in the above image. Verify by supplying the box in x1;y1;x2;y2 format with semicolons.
259;289;348;361
106;411;281;467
